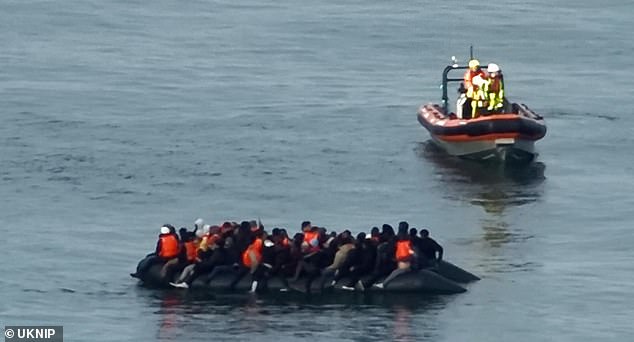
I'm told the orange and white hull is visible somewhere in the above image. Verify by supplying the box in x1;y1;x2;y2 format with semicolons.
417;103;547;162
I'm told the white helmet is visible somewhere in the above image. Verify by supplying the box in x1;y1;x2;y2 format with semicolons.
160;226;170;235
472;75;484;87
195;229;205;238
194;218;204;229
203;224;211;234
487;63;500;73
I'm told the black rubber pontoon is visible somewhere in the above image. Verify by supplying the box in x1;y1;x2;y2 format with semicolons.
132;257;476;295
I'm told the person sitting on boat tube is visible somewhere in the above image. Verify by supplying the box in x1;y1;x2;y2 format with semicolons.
470;75;488;118
373;222;415;289
484;63;505;112
130;225;181;279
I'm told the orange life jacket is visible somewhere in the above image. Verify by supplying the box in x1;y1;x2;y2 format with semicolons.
159;234;179;259
464;69;487;90
487;76;502;93
242;238;263;268
303;231;320;252
185;241;198;262
395;240;414;262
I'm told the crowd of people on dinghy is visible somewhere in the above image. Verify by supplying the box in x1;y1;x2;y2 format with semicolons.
131;219;445;293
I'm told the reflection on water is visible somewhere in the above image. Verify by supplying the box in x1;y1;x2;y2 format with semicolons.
416;141;544;273
416;141;546;188
143;290;451;341
156;293;183;341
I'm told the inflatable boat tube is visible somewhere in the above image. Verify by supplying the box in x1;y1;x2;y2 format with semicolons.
434;260;480;283
132;257;469;295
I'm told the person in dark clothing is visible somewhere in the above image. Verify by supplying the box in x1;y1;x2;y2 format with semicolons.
177;232;242;288
409;228;422;269
360;224;396;289
380;224;395;242
263;228;292;291
333;232;366;282
370;227;380;243
234;221;253;256
178;227;188;242
397;221;409;236
318;234;355;290
170;238;231;288
418;229;443;268
280;233;304;278
337;233;377;290
270;228;291;275
409;228;419;244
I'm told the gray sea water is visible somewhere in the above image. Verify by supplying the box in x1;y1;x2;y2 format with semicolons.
1;0;634;341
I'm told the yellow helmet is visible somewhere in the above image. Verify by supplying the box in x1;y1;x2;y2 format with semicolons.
468;59;480;69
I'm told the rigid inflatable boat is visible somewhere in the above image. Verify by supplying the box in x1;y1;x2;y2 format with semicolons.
131;257;478;295
417;59;546;163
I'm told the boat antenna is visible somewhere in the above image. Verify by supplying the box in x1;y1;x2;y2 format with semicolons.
470;45;474;60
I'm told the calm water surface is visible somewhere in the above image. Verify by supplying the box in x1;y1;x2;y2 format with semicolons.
1;0;633;341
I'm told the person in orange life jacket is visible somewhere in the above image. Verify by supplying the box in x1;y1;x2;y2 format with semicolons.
464;59;487;98
157;225;180;259
198;225;222;253
161;227;197;280
184;230;200;263
131;225;180;279
417;229;443;268
290;224;328;292
292;222;322;279
300;221;320;253
230;230;267;292
168;230;200;287
373;228;415;289
485;63;505;112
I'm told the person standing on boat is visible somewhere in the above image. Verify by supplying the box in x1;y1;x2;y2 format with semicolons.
471;75;490;118
464;59;487;99
461;59;487;118
485;63;505;112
